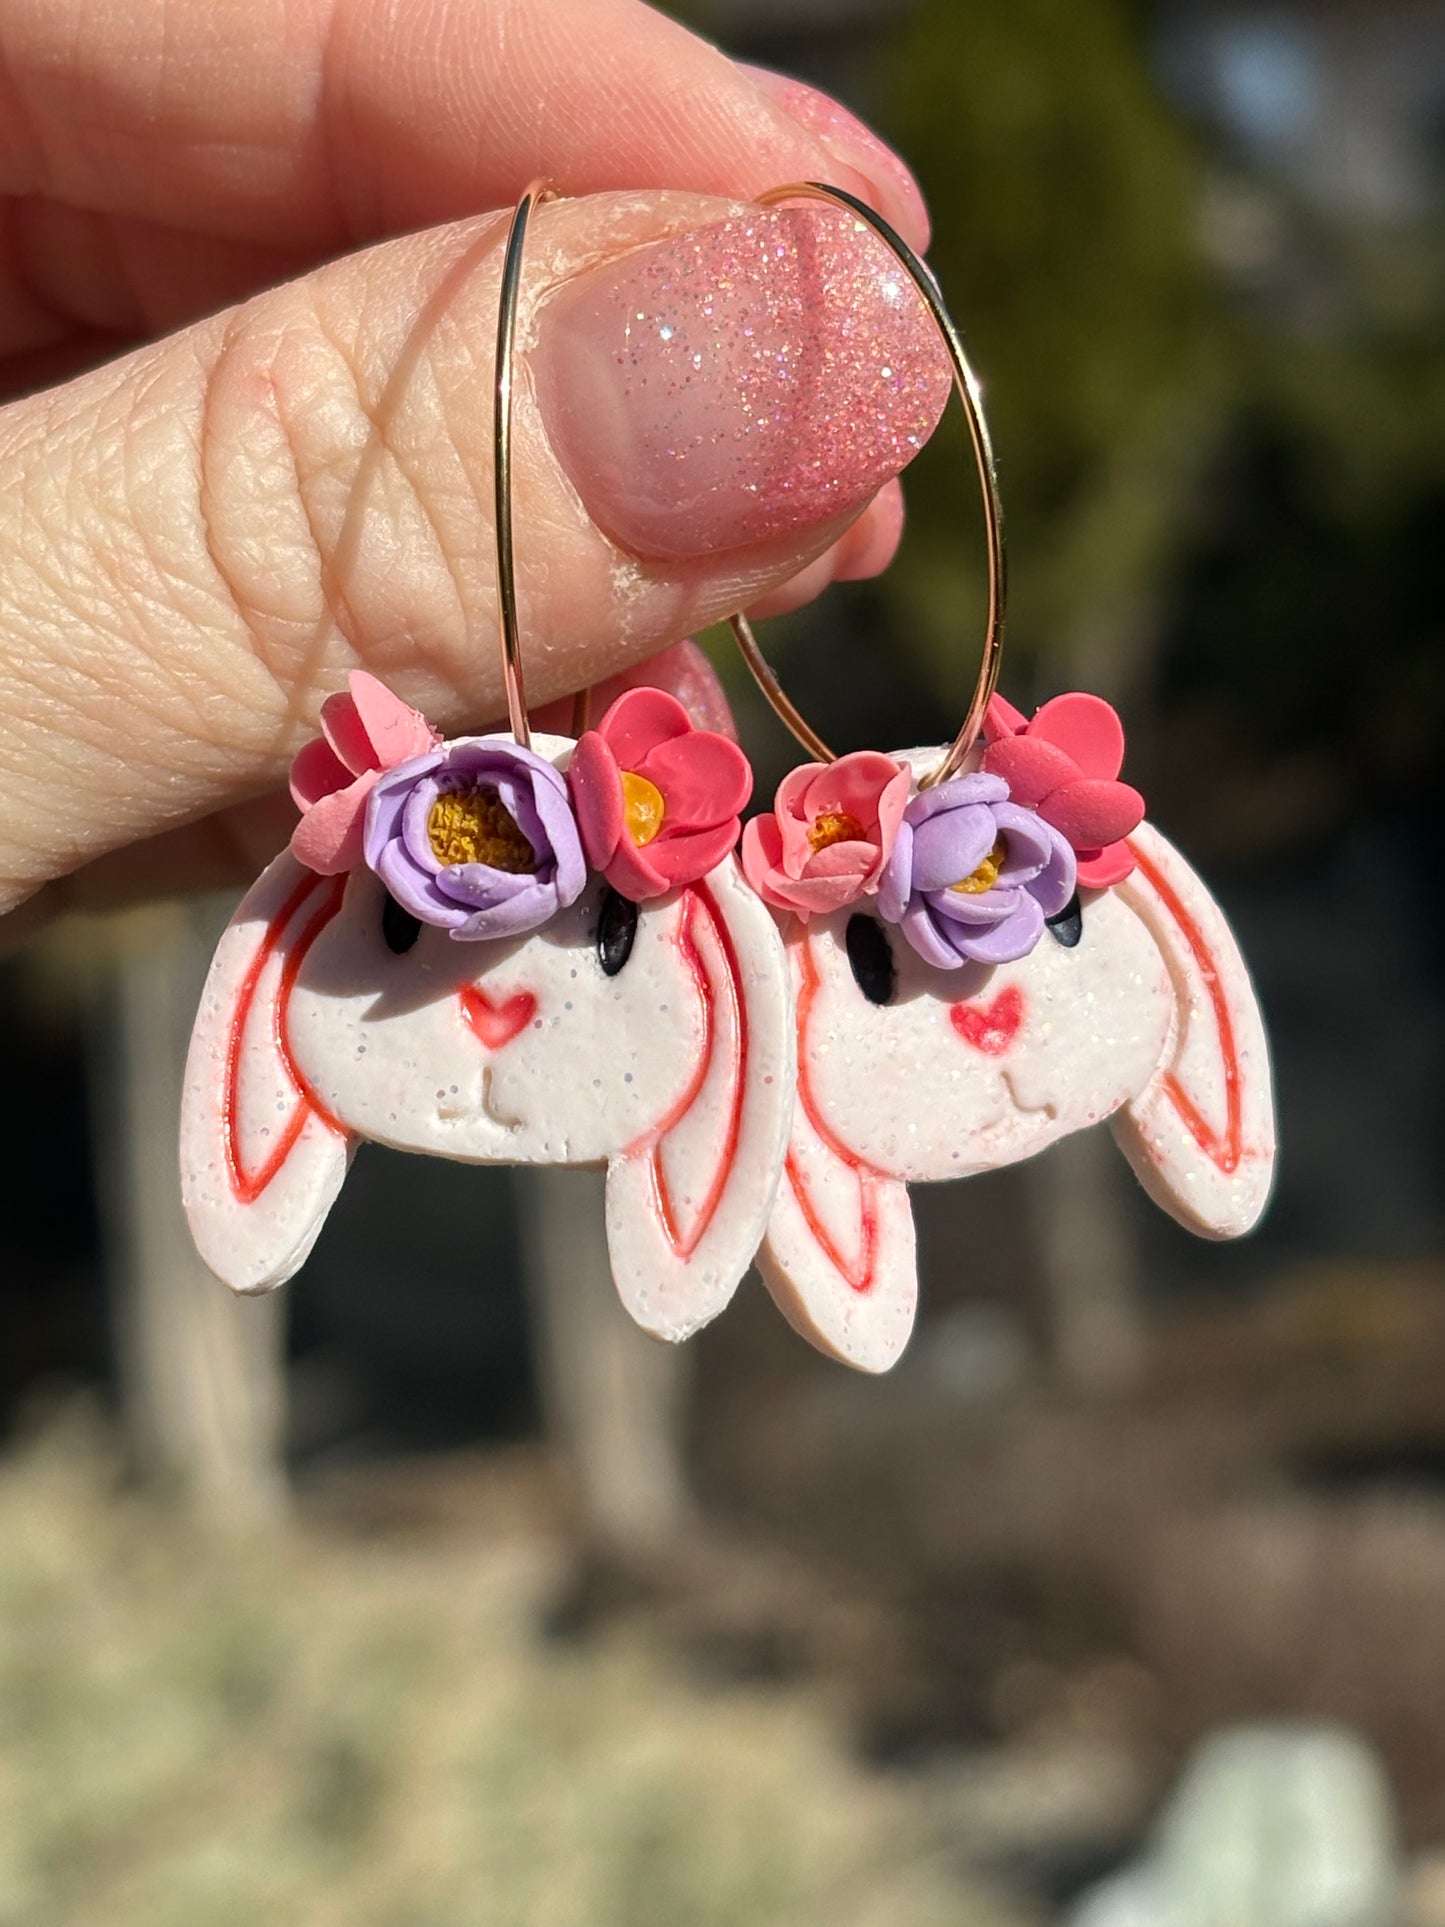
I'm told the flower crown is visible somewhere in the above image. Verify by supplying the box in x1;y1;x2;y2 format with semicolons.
287;674;751;939
288;672;1144;961
740;688;1145;967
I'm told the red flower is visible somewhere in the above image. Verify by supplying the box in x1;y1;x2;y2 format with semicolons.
567;688;752;900
288;672;440;875
981;692;1144;889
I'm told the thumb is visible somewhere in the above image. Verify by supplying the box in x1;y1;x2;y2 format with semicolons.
0;190;948;918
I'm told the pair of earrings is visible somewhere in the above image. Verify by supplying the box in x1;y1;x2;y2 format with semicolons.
180;183;1275;1374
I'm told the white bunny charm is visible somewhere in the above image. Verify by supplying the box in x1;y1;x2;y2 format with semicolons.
731;183;1277;1373
180;184;794;1342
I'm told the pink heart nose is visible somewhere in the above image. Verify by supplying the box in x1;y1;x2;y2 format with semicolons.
949;986;1024;1056
460;985;537;1051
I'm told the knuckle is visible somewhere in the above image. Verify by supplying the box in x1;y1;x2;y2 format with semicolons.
203;267;496;684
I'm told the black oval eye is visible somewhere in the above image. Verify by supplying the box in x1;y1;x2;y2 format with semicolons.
845;914;896;1006
1046;892;1083;948
382;894;422;955
597;887;639;977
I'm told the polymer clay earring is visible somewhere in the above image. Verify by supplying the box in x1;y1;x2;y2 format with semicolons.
732;184;1277;1375
180;184;795;1344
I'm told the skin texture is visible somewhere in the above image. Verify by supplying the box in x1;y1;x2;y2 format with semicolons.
0;0;936;944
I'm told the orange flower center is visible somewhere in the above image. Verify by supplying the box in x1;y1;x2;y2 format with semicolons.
950;835;1007;895
807;810;866;854
427;787;537;872
621;771;666;846
624;770;666;847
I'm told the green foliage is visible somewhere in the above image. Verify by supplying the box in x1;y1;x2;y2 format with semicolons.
880;0;1227;690
0;1411;1017;1927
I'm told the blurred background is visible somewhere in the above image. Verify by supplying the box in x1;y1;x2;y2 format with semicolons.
2;1;1443;1921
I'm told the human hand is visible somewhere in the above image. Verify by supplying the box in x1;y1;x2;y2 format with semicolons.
0;0;949;941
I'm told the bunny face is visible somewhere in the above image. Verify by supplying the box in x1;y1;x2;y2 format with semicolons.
757;779;1276;1376
182;735;795;1344
794;886;1173;1185
286;868;703;1166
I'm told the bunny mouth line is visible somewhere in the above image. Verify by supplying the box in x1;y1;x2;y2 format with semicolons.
479;1066;528;1132
1000;1068;1059;1123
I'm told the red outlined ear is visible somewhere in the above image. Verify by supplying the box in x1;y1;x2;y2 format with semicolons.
755;926;918;1372
1110;821;1276;1238
181;853;354;1292
606;856;794;1341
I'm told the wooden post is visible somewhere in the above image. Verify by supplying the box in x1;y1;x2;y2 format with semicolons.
91;899;288;1525
515;1165;696;1559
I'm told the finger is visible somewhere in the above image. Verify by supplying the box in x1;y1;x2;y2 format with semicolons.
0;192;949;919
0;0;928;360
740;68;930;250
746;480;905;620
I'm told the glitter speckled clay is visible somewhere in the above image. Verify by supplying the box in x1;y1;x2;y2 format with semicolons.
757;753;1276;1375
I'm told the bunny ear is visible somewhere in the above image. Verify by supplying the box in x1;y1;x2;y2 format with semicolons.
755;930;918;1373
181;852;355;1293
1110;821;1276;1238
605;856;794;1342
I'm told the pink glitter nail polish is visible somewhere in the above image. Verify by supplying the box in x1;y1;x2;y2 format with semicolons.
533;207;951;562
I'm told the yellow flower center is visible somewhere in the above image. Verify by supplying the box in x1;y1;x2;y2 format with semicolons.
950;835;1007;895
427;786;537;872
807;810;866;854
621;770;666;847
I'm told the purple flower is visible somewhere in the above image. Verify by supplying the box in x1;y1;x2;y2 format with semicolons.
877;772;1076;967
363;737;586;940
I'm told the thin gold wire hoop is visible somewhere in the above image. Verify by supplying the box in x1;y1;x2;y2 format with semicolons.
493;178;558;747
728;181;1007;790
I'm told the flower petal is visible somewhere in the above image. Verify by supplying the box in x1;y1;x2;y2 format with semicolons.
319;690;376;776
772;761;830;876
374;839;469;928
604;835;672;903
876;819;915;924
1032;825;1077;916
802;839;876;881
401;774;446;876
598;686;692;767
875;762;912;863
799;750;908;834
289;773;376;875
982;734;1079;807
927;884;1019;928
904;770;1008;826
1028;693;1126;780
1040;778;1144;852
909;805;998;892
740;813;785;897
347;671;437;767
982;691;1029;741
961;893;1045;964
776;868;879;915
638;729;752;832
990;802;1058;883
289;735;353;811
363;750;445;868
1077;841;1137;889
899;900;966;969
445;874;558;936
567;731;625;872
639;818;742;888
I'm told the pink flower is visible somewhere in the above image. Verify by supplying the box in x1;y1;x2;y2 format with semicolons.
288;672;439;875
567;687;752;900
740;751;911;919
981;692;1144;889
